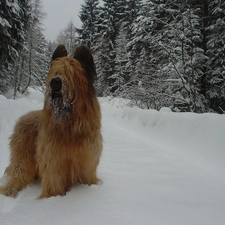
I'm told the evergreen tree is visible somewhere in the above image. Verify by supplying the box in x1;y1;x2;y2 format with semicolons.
0;0;31;94
95;0;124;93
78;0;100;49
112;23;130;95
126;1;168;109
78;0;225;112
95;36;112;96
12;0;50;97
125;1;208;112
113;0;142;97
206;1;225;112
158;5;207;112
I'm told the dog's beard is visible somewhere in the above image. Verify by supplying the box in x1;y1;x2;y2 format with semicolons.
48;83;73;123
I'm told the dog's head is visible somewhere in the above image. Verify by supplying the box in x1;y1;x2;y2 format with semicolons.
45;45;96;121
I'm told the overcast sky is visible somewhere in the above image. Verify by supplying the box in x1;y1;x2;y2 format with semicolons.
42;0;84;41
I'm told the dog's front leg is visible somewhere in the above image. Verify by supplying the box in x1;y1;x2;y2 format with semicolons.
37;155;72;198
38;172;67;198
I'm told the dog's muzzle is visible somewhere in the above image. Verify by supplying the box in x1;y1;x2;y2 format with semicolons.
50;77;62;99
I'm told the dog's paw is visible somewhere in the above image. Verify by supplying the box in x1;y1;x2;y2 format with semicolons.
38;191;66;199
0;186;18;198
0;186;5;196
78;175;100;186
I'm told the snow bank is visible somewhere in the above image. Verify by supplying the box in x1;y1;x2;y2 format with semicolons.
100;97;225;177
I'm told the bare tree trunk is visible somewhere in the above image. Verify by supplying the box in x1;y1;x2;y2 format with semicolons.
22;33;33;94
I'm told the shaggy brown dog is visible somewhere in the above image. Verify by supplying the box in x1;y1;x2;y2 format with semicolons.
0;45;102;198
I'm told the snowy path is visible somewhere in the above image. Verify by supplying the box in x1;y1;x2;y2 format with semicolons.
0;95;225;225
101;110;225;225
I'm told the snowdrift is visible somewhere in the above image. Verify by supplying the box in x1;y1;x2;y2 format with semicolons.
100;97;225;177
0;93;225;225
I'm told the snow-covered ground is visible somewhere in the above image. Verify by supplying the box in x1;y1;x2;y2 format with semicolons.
0;90;225;225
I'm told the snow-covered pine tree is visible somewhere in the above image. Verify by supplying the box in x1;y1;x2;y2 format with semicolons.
31;30;49;89
0;0;31;94
94;37;111;96
121;0;209;112
122;0;142;37
112;23;130;95
95;0;124;94
126;47;156;109
122;0;142;71
156;3;208;112
206;1;225;113
12;0;50;98
112;0;141;97
125;1;171;109
78;0;100;50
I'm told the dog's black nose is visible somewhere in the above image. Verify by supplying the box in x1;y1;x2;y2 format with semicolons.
50;77;62;90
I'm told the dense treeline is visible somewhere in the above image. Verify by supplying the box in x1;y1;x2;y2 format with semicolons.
1;0;225;113
0;0;49;98
78;0;225;113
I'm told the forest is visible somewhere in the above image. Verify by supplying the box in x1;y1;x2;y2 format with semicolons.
1;0;225;113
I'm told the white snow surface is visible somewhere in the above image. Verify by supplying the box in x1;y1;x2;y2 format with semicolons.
0;91;225;225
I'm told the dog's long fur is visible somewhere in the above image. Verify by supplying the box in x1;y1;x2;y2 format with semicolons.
0;45;102;198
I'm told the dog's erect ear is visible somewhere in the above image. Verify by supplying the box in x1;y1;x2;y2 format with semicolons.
73;45;96;83
52;44;68;61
